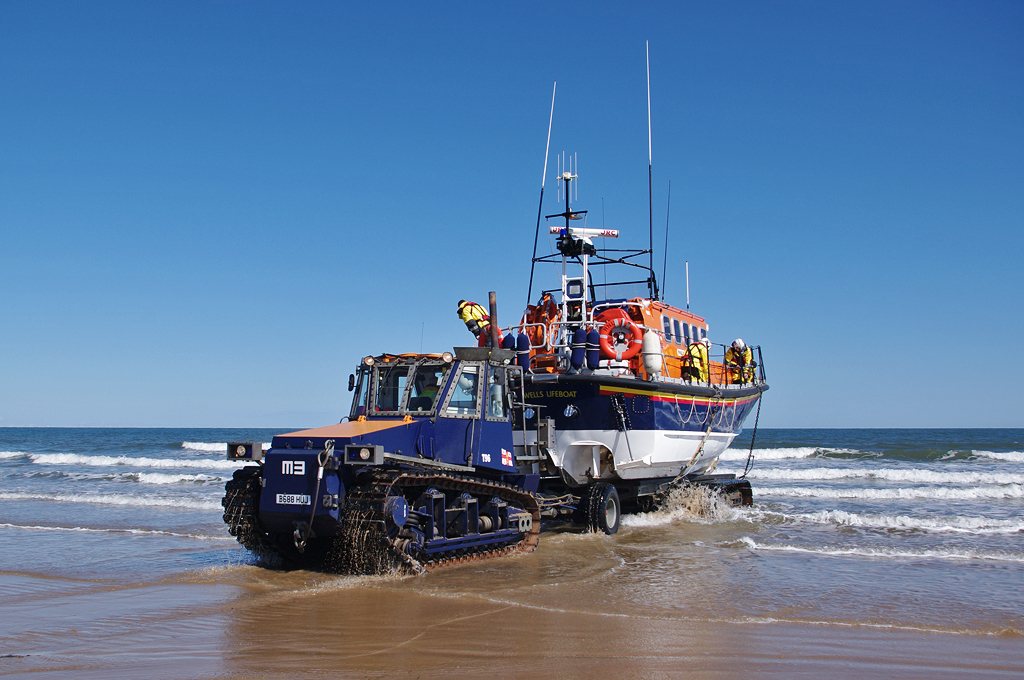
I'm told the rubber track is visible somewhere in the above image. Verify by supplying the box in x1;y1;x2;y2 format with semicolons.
336;468;541;575
222;466;293;565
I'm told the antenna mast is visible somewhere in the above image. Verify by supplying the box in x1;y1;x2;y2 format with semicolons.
662;180;671;297
647;41;659;300
686;261;690;310
527;82;557;307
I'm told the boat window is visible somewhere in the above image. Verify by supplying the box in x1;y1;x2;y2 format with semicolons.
350;369;370;418
485;367;509;420
662;315;673;343
374;364;410;412
406;363;448;413
699;327;707;341
674;319;684;346
445;366;480;416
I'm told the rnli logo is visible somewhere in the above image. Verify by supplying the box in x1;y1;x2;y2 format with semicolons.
281;460;306;475
501;448;512;466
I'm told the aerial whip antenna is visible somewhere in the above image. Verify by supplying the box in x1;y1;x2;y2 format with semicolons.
662;180;671;297
686;261;690;310
527;82;557;307
646;41;659;300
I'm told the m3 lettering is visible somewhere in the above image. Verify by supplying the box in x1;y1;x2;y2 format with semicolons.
281;460;306;475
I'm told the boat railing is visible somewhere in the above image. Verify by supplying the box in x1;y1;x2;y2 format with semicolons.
501;321;766;388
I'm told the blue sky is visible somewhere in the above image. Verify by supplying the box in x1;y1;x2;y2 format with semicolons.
1;1;1021;427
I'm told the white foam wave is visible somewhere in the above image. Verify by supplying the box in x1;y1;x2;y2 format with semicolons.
759;485;1024;500
135;472;225;485
0;522;230;541
747;467;1024;485
182;441;227;452
182;441;270;453
740;536;1024;563
22;470;228;485
0;451;28;459
0;491;222;510
793;509;1024;534
28;453;246;470
720;447;818;462
974;450;1024;463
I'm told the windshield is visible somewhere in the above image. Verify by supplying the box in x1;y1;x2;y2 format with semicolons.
356;361;451;415
374;365;410;412
407;363;448;412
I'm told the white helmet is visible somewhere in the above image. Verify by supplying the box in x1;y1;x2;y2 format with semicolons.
732;338;746;351
702;337;711;348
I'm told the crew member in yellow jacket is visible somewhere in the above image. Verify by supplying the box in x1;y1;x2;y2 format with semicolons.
725;338;755;384
683;337;711;382
457;300;492;347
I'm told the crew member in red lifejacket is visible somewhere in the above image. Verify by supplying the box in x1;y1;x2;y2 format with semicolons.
457;300;493;347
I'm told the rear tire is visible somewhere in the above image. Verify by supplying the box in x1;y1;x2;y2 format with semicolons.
581;482;620;535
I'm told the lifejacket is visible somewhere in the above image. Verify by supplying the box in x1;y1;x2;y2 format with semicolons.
725;346;754;384
683;341;709;381
597;308;643;361
524;293;559;348
457;301;490;337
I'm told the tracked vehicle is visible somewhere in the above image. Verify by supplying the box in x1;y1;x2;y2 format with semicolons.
224;347;550;574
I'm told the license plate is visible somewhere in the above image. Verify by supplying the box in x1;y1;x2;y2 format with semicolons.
276;494;311;506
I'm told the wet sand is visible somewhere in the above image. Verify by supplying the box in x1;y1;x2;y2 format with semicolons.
3;565;1022;679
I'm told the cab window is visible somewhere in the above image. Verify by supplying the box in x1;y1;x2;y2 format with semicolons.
407;364;448;413
350;369;369;418
374;365;410;412
662;315;673;343
673;319;683;346
445;366;480;416
699;327;707;341
486;367;509;421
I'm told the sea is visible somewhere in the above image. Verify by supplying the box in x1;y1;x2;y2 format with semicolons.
2;427;1023;678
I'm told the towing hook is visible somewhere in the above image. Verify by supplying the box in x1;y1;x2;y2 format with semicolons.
293;521;312;553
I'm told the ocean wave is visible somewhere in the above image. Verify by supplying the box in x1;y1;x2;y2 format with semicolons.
0;491;222;510
27;453;246;470
745;467;1024;485
182;441;228;452
181;441;270;453
974;450;1024;463
0;451;28;459
135;472;226;485
0;522;230;541
740;536;1024;563
720;447;819;462
792;509;1024;534
17;469;228;485
758;485;1024;500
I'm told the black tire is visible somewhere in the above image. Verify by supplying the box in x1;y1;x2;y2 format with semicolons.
582;482;620;535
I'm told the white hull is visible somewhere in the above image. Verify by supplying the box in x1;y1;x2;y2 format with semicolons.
514;428;739;485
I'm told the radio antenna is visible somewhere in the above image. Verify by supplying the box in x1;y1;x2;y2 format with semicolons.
662;180;671;297
527;82;556;307
646;41;659;300
686;261;690;310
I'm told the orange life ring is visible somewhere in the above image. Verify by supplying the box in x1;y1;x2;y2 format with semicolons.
599;318;643;360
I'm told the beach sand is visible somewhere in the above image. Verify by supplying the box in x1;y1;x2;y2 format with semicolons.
3;566;1022;679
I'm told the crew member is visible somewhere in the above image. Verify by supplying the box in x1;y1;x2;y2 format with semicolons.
457;300;493;347
725;338;755;384
683;337;711;382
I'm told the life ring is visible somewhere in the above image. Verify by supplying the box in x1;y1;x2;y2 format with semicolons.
599;318;643;360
